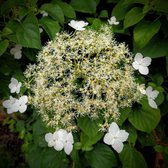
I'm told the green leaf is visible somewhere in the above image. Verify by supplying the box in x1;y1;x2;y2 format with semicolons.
39;17;60;39
77;116;102;138
70;0;97;13
138;132;156;146
56;2;76;19
128;99;161;133
134;20;161;49
0;40;9;56
80;131;103;151
135;36;168;58
112;0;133;20
124;7;145;29
41;3;64;24
7;14;41;49
99;10;108;18
85;143;118;168
152;73;164;86
119;145;148;168
117;107;131;126
90;18;102;31
125;124;137;144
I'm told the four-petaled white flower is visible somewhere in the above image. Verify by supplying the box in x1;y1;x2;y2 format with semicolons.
132;53;151;75
17;96;28;113
103;122;129;153
9;77;22;94
145;86;159;109
108;16;119;25
40;10;48;17
3;96;19;114
3;95;28;114
10;44;22;59
68;20;88;31
45;129;74;155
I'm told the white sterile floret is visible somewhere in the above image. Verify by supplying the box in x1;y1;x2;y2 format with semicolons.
68;20;88;31
10;44;22;59
145;86;159;109
17;95;28;113
3;96;19;114
108;16;119;25
103;122;129;153
40;10;48;17
132;53;151;75
45;129;74;155
9;77;22;94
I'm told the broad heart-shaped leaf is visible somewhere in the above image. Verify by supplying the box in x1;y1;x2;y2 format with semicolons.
128;98;161;133
56;2;76;19
39;17;60;39
0;39;9;56
7;14;41;49
80;131;103;151
112;0;133;20
135;36;168;58
119;144;148;168
41;3;64;24
85;143;118;168
133;20;161;49
70;0;97;13
77;116;102;138
117;107;131;126
26;144;67;168
124;7;145;29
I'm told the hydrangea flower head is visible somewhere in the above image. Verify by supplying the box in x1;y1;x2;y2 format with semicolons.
103;122;129;153
45;129;74;155
108;16;119;25
9;77;22;94
24;25;144;131
68;20;88;31
132;53;151;75
10;44;22;59
145;86;159;109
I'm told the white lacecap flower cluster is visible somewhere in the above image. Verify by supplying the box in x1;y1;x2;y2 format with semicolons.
45;129;74;155
10;44;22;59
3;77;28;114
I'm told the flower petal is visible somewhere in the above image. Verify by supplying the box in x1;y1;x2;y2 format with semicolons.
145;86;153;97
103;133;113;145
64;142;73;155
19;104;27;113
19;95;28;104
150;90;159;99
112;140;124;153
54;141;64;151
139;65;149;75
134;53;143;63
66;132;74;144
108;122;119;135
142;57;151;66
132;61;139;70
45;133;53;143
116;130;129;142
148;98;157;109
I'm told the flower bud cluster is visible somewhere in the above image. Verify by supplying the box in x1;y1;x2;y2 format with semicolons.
24;25;143;131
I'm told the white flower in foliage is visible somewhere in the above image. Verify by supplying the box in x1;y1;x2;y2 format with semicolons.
3;96;19;114
145;86;159;109
132;53;151;75
10;44;22;59
9;77;22;94
108;16;119;25
103;122;129;153
45;129;74;155
3;95;28;114
17;95;28;113
68;20;88;31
